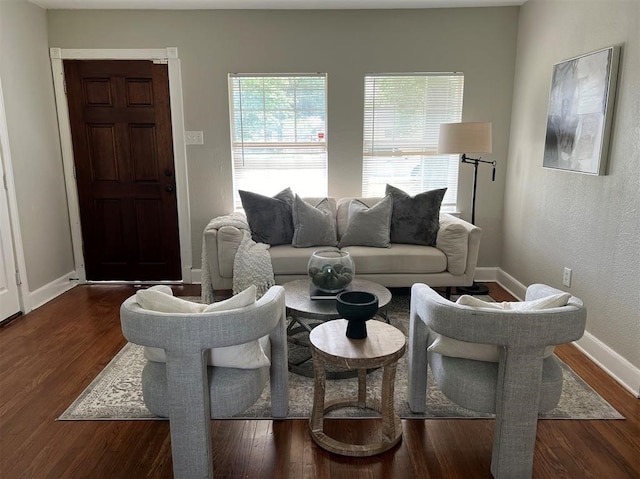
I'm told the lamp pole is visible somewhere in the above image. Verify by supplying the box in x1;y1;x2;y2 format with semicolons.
456;154;496;296
438;122;494;296
461;154;496;226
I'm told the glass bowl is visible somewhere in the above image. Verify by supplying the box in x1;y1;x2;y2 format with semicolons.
307;249;355;293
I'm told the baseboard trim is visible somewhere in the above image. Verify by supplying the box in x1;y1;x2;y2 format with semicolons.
574;332;640;398
27;271;79;312
495;268;526;300
474;266;498;284
191;268;202;284
495;268;639;398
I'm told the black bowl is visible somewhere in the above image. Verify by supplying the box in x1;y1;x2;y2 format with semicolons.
336;291;378;339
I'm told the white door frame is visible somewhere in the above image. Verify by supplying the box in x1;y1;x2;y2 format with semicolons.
50;47;192;283
0;78;28;317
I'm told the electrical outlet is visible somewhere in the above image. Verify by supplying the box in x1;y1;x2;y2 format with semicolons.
563;267;572;287
184;131;204;145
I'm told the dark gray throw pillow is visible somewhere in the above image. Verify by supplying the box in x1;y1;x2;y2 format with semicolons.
385;184;447;246
239;187;295;245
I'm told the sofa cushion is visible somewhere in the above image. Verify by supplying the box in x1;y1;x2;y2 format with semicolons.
427;293;571;362
341;244;447;274
269;244;319;275
269;243;448;276
292;195;338;248
239;187;294;245
386;184;446;246
338;195;393;248
139;285;271;369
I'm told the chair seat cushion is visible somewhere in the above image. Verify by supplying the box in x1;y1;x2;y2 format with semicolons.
142;355;270;418
428;352;564;414
427;335;556;362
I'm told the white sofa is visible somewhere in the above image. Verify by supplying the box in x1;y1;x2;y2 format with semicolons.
204;197;482;293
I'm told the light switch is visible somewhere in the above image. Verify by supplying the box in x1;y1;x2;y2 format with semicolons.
184;131;204;145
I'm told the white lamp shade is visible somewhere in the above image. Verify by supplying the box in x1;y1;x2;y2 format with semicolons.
438;122;492;154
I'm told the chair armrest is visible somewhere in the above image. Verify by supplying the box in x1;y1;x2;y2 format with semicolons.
121;286;287;351
410;283;587;348
436;214;482;276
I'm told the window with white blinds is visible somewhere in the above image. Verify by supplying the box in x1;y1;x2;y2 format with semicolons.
229;74;327;209
362;73;464;211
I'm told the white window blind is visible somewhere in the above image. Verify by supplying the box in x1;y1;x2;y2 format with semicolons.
229;74;327;209
362;73;464;211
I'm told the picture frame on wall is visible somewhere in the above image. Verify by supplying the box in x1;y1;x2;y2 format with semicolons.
543;45;620;175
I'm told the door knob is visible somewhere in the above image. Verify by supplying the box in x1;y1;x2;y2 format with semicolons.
165;185;174;193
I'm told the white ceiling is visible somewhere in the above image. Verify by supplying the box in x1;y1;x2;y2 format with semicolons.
30;0;526;10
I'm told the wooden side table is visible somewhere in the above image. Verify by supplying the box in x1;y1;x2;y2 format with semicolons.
283;279;393;379
308;319;407;457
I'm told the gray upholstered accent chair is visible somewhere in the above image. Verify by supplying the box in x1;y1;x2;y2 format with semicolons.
120;285;289;479
407;283;586;478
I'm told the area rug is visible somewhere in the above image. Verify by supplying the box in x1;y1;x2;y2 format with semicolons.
58;294;624;421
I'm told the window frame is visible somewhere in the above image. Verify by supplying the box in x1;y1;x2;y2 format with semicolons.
228;73;328;210
362;72;465;211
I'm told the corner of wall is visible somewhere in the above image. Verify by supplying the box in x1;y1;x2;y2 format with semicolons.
495;268;526;300
26;271;79;312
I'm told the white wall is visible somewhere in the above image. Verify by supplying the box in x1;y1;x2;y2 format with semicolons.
46;7;520;270
0;0;75;300
504;0;639;392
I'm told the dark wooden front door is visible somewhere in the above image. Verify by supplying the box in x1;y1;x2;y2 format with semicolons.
64;60;181;281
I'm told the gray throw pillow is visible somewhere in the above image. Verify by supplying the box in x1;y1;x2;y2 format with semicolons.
338;195;393;248
385;184;446;246
239;187;295;245
292;195;338;248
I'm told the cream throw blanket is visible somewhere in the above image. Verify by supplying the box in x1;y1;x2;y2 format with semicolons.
201;213;275;303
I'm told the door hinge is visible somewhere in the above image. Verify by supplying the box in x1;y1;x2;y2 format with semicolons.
153;59;168;65
15;269;22;286
63;78;67;94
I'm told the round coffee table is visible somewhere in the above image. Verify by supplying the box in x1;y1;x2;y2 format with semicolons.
284;278;392;326
283;278;392;378
309;319;406;456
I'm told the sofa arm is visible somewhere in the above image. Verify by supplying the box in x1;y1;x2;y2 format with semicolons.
203;221;244;291
436;214;482;276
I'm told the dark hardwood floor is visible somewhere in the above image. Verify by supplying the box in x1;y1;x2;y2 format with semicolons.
0;283;638;478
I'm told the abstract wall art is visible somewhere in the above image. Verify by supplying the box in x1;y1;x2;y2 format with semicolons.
543;46;620;175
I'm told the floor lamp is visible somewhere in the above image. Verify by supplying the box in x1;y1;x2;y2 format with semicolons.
438;122;495;296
